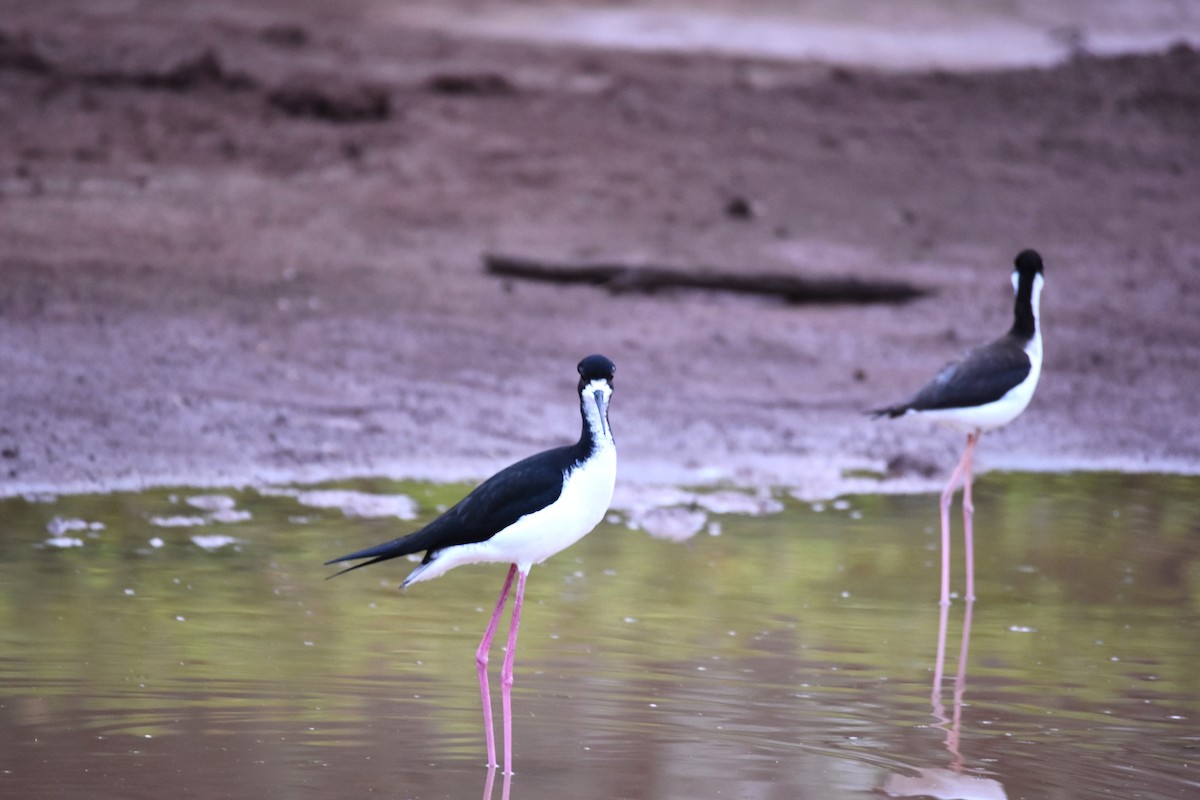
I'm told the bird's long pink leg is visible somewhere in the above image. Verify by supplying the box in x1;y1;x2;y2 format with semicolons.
938;443;971;606
500;568;529;775
961;432;980;602
477;564;517;769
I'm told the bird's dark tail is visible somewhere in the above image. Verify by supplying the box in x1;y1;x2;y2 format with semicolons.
324;537;419;579
867;404;909;419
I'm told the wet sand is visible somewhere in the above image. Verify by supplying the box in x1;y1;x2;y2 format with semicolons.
2;0;1199;500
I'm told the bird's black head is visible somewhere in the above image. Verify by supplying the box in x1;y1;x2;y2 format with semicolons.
577;354;615;443
1014;249;1044;278
577;354;615;387
1010;249;1045;339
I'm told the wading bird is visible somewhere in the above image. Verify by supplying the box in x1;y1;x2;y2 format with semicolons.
872;250;1045;605
326;354;617;774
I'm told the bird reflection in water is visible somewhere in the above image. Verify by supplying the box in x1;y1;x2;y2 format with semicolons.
882;600;1007;800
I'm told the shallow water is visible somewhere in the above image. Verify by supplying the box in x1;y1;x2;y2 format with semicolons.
1;473;1197;799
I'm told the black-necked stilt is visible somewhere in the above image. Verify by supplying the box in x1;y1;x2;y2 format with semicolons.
872;250;1045;605
325;354;617;775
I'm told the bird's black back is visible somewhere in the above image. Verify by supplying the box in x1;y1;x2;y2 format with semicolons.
876;332;1032;416
324;443;585;574
405;444;584;560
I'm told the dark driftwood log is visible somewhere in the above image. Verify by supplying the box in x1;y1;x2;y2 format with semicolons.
484;253;929;304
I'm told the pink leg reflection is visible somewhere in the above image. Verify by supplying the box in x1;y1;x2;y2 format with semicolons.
930;600;951;727
476;565;518;769
889;599;1004;799
931;597;976;770
949;598;975;773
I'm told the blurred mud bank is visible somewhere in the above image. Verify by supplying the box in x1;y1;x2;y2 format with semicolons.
2;0;1199;498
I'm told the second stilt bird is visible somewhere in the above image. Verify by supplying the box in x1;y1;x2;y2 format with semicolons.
872;250;1045;606
325;354;618;774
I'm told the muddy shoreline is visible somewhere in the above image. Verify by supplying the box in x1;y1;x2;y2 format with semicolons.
2;1;1199;501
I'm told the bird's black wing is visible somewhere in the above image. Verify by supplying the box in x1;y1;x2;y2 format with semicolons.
873;333;1031;417
324;445;576;576
903;333;1032;412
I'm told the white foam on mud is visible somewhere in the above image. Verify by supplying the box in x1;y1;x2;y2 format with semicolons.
632;506;709;541
46;517;103;536
208;508;252;524
150;515;210;528
190;534;239;551
290;489;419;520
186;495;237;512
615;484;784;541
154;494;253;526
44;536;85;548
695;490;784;516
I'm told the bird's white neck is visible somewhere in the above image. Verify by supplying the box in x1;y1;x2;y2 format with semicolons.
579;379;614;453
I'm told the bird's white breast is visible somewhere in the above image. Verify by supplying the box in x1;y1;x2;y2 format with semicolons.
489;445;617;569
412;444;616;583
